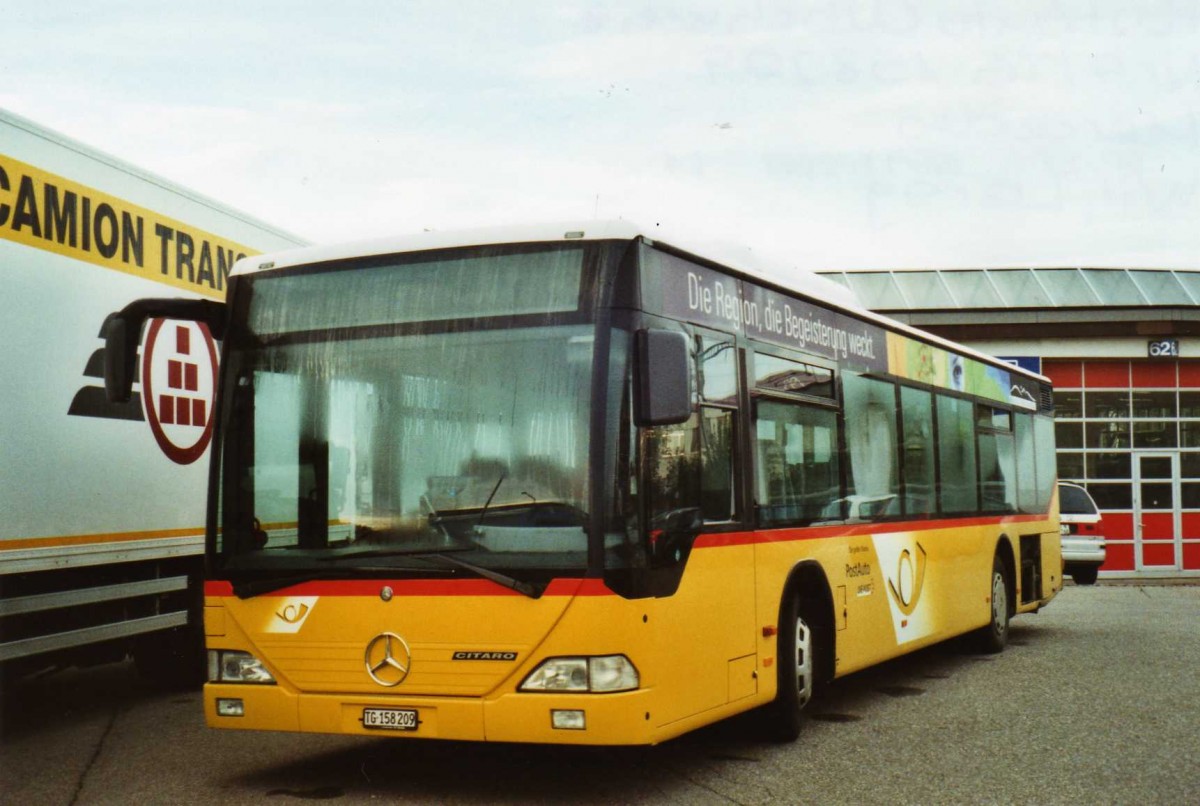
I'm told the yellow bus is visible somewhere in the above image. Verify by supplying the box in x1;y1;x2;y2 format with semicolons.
104;222;1062;745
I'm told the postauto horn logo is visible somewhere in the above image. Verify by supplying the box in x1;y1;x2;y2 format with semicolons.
887;542;928;617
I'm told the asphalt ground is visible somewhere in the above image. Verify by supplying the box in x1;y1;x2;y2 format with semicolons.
2;582;1198;805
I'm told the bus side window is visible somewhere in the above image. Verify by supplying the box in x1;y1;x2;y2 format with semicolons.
1015;412;1038;512
842;373;901;520
644;408;735;529
936;394;979;514
1033;414;1057;512
643;332;738;561
978;404;1017;513
695;334;737;522
900;386;936;517
754;399;839;526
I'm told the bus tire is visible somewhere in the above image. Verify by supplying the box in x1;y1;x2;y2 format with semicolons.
975;553;1011;654
765;593;817;742
1072;566;1099;586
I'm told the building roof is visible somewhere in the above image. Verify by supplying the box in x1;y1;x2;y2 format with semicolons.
814;267;1200;342
818;267;1200;311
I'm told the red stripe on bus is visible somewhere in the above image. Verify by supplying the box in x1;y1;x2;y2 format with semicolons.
695;513;1052;548
204;577;613;598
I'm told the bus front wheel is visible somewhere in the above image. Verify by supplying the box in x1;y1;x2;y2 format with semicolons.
765;594;817;742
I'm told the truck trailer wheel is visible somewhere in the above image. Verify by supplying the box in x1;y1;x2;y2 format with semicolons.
134;624;205;689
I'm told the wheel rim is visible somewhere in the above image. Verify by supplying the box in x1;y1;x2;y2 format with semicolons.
794;615;814;707
991;571;1007;637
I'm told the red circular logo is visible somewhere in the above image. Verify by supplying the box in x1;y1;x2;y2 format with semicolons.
141;318;219;465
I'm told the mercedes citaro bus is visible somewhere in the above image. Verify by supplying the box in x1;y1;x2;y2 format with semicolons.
103;222;1061;745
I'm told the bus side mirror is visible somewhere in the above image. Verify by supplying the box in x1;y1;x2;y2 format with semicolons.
102;297;228;403
635;329;692;426
103;313;138;404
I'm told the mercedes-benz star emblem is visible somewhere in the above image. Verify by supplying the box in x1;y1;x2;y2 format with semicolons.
364;632;412;687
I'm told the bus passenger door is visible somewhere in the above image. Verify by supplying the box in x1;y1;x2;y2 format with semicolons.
642;405;758;727
651;538;757;727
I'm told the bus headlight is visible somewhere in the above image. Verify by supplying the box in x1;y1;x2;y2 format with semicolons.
588;655;640;691
519;655;639;693
208;650;276;684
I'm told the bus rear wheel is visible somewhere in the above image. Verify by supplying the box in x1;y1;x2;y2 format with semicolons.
974;553;1011;654
765;594;817;742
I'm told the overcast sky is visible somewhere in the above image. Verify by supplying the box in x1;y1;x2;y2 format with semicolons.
4;1;1198;271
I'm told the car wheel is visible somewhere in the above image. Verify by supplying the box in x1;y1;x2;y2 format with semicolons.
1072;566;1099;586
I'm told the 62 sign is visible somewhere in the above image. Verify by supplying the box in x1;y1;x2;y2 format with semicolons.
1148;339;1180;358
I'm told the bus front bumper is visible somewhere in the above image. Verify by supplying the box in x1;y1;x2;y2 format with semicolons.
205;683;658;745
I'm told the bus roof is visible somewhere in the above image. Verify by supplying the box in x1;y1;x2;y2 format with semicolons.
231;220;1050;385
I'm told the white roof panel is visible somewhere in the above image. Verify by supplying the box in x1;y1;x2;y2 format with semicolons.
231;219;861;309
231;220;1044;384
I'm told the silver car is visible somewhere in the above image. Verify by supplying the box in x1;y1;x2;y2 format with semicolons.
1059;481;1106;585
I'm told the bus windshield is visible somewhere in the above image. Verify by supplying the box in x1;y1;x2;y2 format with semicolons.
212;245;597;587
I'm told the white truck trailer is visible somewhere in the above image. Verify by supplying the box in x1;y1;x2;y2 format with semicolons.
0;109;305;683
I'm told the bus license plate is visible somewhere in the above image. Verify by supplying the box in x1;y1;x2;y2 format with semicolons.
362;707;418;731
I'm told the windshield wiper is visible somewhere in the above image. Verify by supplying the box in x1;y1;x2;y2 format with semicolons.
316;546;541;598
475;473;506;532
317;545;473;562
425;552;544;599
311;545;541;598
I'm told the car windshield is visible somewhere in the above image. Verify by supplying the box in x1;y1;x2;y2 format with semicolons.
1059;484;1098;515
213;246;597;582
